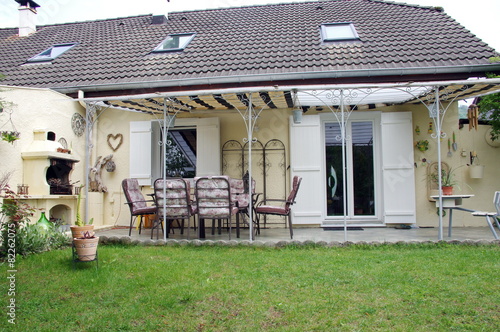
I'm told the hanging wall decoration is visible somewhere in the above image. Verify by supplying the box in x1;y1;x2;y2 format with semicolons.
467;104;479;130
0;108;20;144
71;113;85;137
107;133;123;151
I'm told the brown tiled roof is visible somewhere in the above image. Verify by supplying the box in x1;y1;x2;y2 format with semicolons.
0;0;498;94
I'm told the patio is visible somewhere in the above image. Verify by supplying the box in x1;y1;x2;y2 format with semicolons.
94;225;500;244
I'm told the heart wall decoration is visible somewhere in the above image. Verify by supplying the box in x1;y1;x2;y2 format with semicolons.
107;133;123;152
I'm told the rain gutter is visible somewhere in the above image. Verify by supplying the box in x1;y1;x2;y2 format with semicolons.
53;63;500;95
78;77;500;102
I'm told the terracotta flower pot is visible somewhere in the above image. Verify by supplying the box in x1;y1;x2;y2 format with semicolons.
73;237;99;261
442;186;453;195
70;225;94;239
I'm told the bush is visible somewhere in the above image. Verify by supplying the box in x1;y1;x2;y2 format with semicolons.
14;223;70;256
1;175;70;258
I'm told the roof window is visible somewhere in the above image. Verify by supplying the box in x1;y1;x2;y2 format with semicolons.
321;23;359;42
153;33;195;52
28;43;76;62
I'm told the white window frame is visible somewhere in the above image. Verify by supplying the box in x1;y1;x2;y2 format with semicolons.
320;111;382;223
153;33;196;52
28;43;77;62
130;117;220;186
321;23;359;42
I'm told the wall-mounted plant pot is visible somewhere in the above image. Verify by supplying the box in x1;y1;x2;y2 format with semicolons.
469;165;484;179
441;186;453;195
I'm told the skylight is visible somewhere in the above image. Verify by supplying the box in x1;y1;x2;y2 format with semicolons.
153;33;196;52
28;43;76;62
321;23;359;42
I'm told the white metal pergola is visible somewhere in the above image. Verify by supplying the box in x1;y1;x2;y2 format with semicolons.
81;78;500;241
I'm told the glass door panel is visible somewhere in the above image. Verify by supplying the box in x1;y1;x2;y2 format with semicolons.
325;123;345;216
351;122;375;216
325;121;375;218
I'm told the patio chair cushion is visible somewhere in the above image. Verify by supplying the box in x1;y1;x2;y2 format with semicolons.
195;176;238;218
154;178;196;218
255;205;287;215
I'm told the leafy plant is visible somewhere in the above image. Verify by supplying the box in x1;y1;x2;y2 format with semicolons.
415;139;429;152
1;130;20;144
14;223;70;256
478;73;500;141
78;230;96;240
430;166;462;187
0;172;69;257
74;185;93;226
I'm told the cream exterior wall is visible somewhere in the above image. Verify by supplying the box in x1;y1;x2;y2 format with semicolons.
94;103;500;228
0;86;85;224
2;85;498;229
409;102;500;227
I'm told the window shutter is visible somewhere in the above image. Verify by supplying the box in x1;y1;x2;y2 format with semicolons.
129;121;152;186
196;117;221;176
289;114;323;224
380;112;416;224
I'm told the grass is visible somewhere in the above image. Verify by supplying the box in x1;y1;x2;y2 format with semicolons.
2;242;500;331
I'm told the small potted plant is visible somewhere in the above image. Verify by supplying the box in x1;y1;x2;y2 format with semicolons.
431;166;460;195
73;230;99;261
415;140;429;152
1;131;20;144
70;185;94;238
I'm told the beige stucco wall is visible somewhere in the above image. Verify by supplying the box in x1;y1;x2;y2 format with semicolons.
0;85;85;224
409;102;500;227
94;101;499;229
3;84;497;229
93;107;292;227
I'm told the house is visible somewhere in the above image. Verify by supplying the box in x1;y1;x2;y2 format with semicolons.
1;0;500;235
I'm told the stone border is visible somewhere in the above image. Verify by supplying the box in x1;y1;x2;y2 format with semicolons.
98;236;500;247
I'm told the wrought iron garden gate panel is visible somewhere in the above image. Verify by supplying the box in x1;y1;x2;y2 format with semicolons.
222;138;287;228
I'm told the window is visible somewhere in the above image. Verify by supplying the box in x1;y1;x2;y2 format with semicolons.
321;23;359;42
28;43;76;62
163;128;197;178
130;118;220;186
153;33;195;52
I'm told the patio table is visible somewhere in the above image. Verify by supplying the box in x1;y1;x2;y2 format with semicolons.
430;194;474;237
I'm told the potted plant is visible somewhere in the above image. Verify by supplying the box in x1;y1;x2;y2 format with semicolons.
70;185;94;239
1;131;20;144
72;230;99;261
431;166;460;195
415;140;429;152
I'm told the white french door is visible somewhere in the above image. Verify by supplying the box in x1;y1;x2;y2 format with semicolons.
321;109;384;223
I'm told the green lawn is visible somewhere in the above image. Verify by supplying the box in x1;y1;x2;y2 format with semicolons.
2;243;500;331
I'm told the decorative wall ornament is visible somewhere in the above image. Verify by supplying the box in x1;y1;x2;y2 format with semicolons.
107;133;123;151
415;140;429;152
71;113;85;137
467;104;479;131
105;160;116;172
88;154;114;192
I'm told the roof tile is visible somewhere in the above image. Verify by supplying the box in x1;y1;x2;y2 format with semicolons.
0;0;498;90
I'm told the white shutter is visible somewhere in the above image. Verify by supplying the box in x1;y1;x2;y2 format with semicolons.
289;114;323;224
195;117;220;176
129;121;152;186
380;112;416;224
